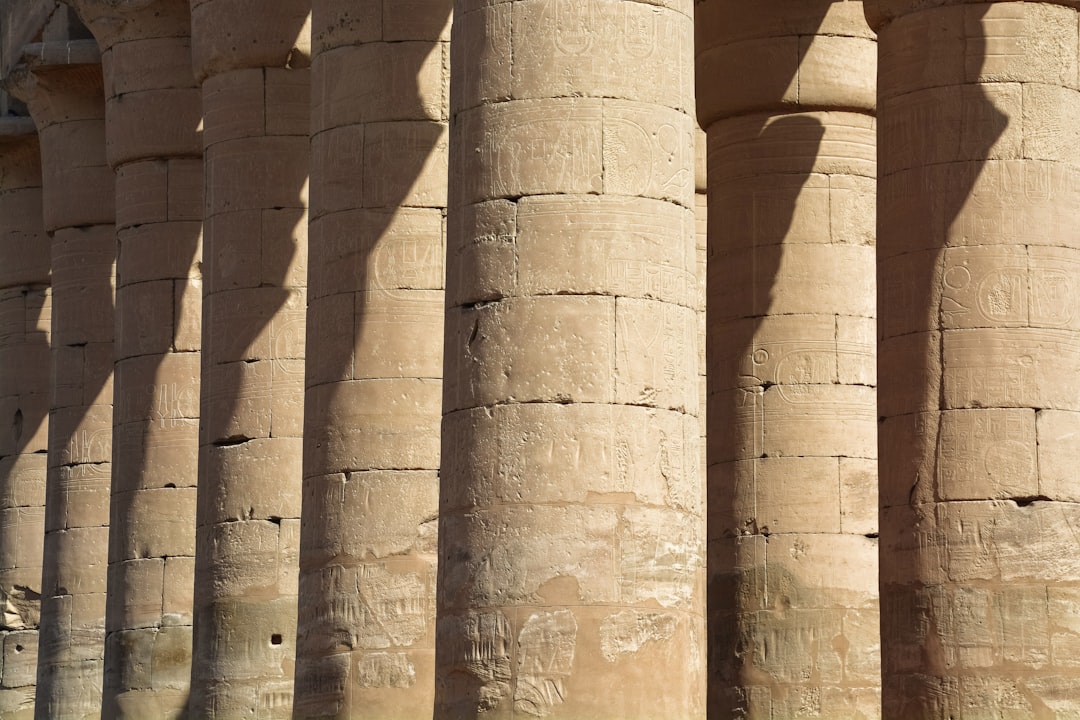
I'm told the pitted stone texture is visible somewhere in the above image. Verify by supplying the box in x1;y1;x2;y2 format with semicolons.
437;1;704;717
296;3;449;718
62;4;204;715
875;2;1080;716
189;5;309;716
0;121;48;720
697;3;880;716
8;47;116;720
105;162;201;716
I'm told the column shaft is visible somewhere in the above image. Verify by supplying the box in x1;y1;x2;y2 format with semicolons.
9;41;116;720
188;1;310;716
870;0;1080;714
295;1;450;717
437;2;703;717
696;2;881;717
0;118;49;720
65;2;204;716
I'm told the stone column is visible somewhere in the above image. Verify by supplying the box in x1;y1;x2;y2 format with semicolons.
63;1;203;716
868;0;1080;714
695;2;880;717
0;117;50;720
437;2;702;718
294;1;449;717
187;1;309;716
8;40;116;720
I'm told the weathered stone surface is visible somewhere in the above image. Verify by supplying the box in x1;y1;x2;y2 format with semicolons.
696;0;875;128
2;2;1079;719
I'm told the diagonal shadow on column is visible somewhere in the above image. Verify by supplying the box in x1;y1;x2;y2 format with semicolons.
5;289;51;471
702;0;850;715
875;6;1007;716
294;3;451;717
51;8;207;716
3;39;118;719
106;215;201;719
707;113;826;718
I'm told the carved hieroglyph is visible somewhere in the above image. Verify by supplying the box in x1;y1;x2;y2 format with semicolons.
0;118;49;720
697;1;881;717
187;1;310;716
7;41;116;720
870;1;1080;715
436;0;704;717
64;2;204;715
294;1;450;718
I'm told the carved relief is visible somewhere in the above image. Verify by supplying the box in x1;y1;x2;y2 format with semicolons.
513;610;577;717
599;610;676;662
356;652;416;689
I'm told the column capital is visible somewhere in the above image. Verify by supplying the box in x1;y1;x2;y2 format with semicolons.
63;0;201;167
3;41;112;233
190;0;310;82
695;0;876;129
61;0;192;50
864;0;1080;31
5;40;104;131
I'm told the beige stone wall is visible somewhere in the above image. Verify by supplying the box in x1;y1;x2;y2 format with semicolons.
0;118;48;720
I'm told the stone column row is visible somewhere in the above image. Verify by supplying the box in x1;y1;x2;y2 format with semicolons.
0;117;49;720
9;2;1080;720
8;39;116;720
